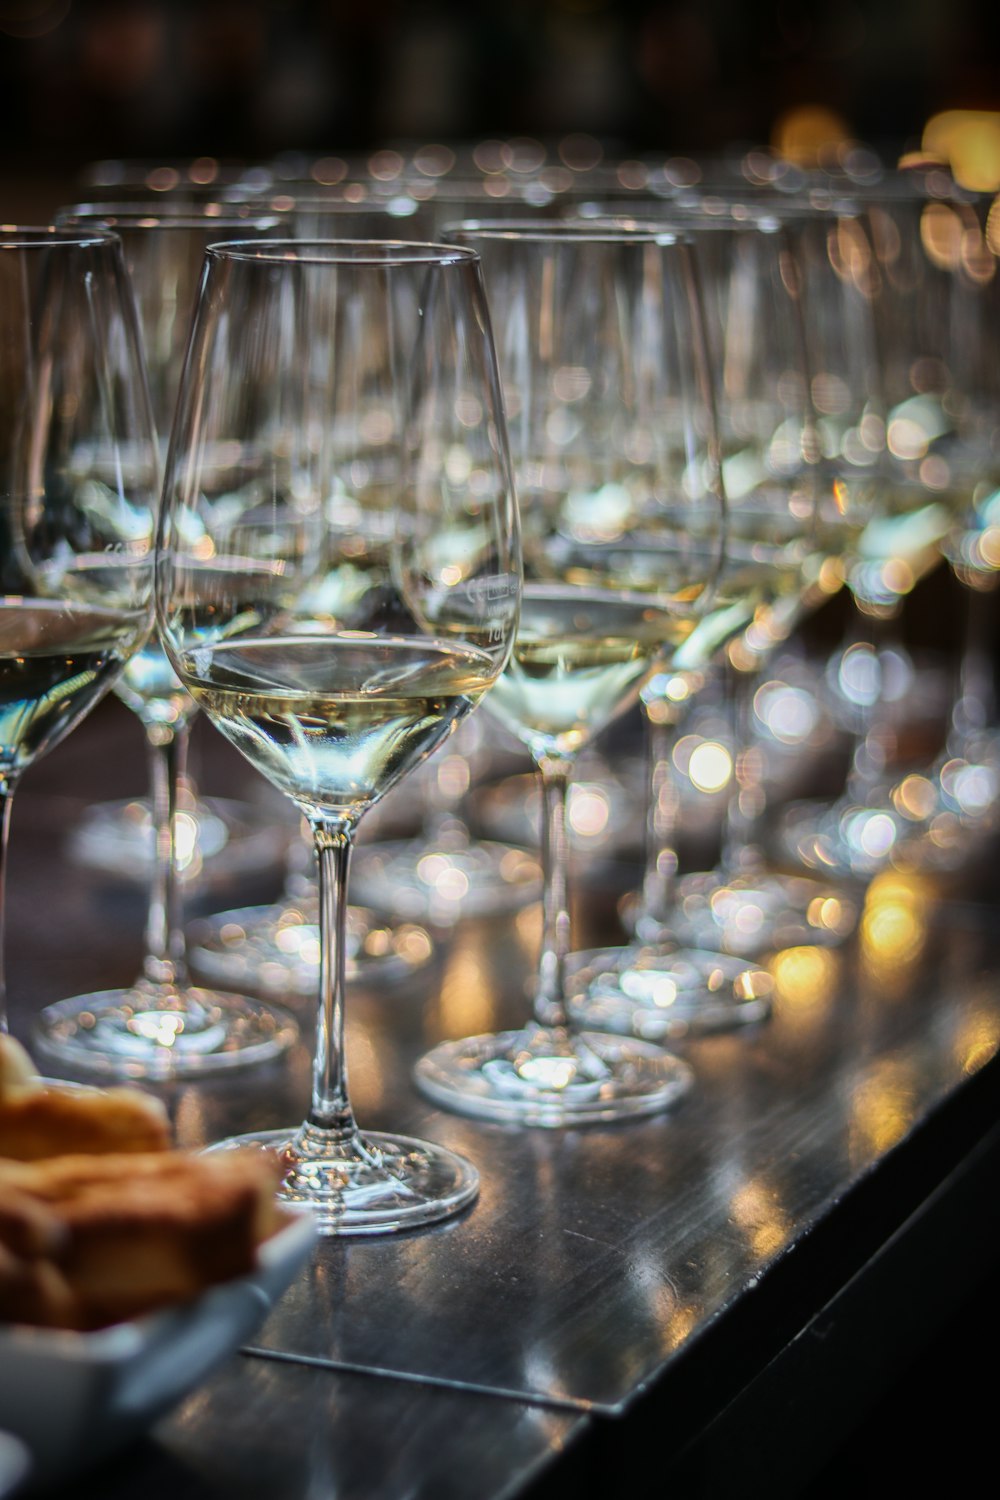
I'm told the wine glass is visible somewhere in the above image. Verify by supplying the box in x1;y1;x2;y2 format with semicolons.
413;221;725;1127
58;201;286;892
156;239;521;1233
290;193;545;925
868;179;1000;867
34;204;298;1079
780;173;972;879
0;228;157;1033
562;201;863;1040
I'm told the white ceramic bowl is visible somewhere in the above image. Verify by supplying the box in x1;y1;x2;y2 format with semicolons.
0;1208;316;1487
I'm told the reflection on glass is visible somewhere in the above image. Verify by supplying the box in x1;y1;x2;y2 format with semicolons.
415;222;726;1126
36;203;299;1079
0;229;157;1036
155;239;521;1233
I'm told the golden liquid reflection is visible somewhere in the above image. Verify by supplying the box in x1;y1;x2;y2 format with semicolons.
771;105;852;167
953;1005;1000;1075
337;1014;385;1118
859;871;932;995
922;110;1000;191
515;902;543;954
730;1178;790;1261
434;927;502;1039
662;1300;699;1354
769;945;841;1032
849;1058;918;1161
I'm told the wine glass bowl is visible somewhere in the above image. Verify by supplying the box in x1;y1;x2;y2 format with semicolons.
779;173;993;880
156;238;521;1232
0;227;158;1031
33;203;300;1079
413;220;728;1126
56;202;288;894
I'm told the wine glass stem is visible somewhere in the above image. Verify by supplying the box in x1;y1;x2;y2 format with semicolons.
309;820;357;1135
533;757;574;1030
0;782;13;1033
635;702;682;935
845;613;896;803
949;578;996;752
142;721;189;988
719;663;767;875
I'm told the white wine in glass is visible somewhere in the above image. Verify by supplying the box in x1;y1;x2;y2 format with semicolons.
414;221;726;1127
157;239;521;1233
34;204;298;1078
0;228;157;1036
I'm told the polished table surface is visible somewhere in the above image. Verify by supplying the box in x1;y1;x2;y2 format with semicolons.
6;689;1000;1498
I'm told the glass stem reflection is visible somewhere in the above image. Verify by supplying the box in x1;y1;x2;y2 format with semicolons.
534;757;573;1029
0;782;13;1032
633;699;683;943
719;663;767;876
309;821;357;1137
844;617;896;806
949;580;996;755
142;723;190;988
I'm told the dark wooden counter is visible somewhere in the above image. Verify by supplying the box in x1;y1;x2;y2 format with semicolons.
6;690;999;1498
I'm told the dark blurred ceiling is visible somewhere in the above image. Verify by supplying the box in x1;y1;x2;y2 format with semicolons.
1;1;998;213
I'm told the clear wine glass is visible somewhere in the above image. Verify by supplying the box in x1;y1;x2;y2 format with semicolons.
57;201;287;892
413;221;725;1127
0;228;157;1034
34;204;299;1079
780;173;973;879
866;178;1000;868
181;194;541;949
156;239;521;1232
564;201;865;1039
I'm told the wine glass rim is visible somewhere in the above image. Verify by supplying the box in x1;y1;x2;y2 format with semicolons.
584;203;841;235
440;217;686;245
55;204;285;232
204;238;480;266
0;225;122;251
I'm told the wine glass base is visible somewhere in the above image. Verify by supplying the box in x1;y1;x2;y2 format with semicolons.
568;946;774;1041
667;868;859;957
414;1026;693;1127
349;836;542;925
67;795;290;890
186;899;434;1000
33;984;298;1080
205;1124;479;1235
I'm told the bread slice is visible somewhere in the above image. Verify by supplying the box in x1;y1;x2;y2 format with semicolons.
0;1035;171;1161
0;1148;285;1330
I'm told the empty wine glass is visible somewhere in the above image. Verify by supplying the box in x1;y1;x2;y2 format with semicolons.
56;202;287;891
0;228;157;1033
156;239;521;1232
413;221;726;1127
35;204;299;1079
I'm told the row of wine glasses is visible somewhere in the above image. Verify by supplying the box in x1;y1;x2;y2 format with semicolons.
57;193;543;1060
9;153;998;1236
414;221;727;1126
565;196;869;1038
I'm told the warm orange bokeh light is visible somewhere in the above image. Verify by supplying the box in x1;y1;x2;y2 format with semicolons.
922;111;1000;191
771;105;853;166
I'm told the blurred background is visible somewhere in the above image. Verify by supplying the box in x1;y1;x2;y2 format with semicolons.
3;0;1000;217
